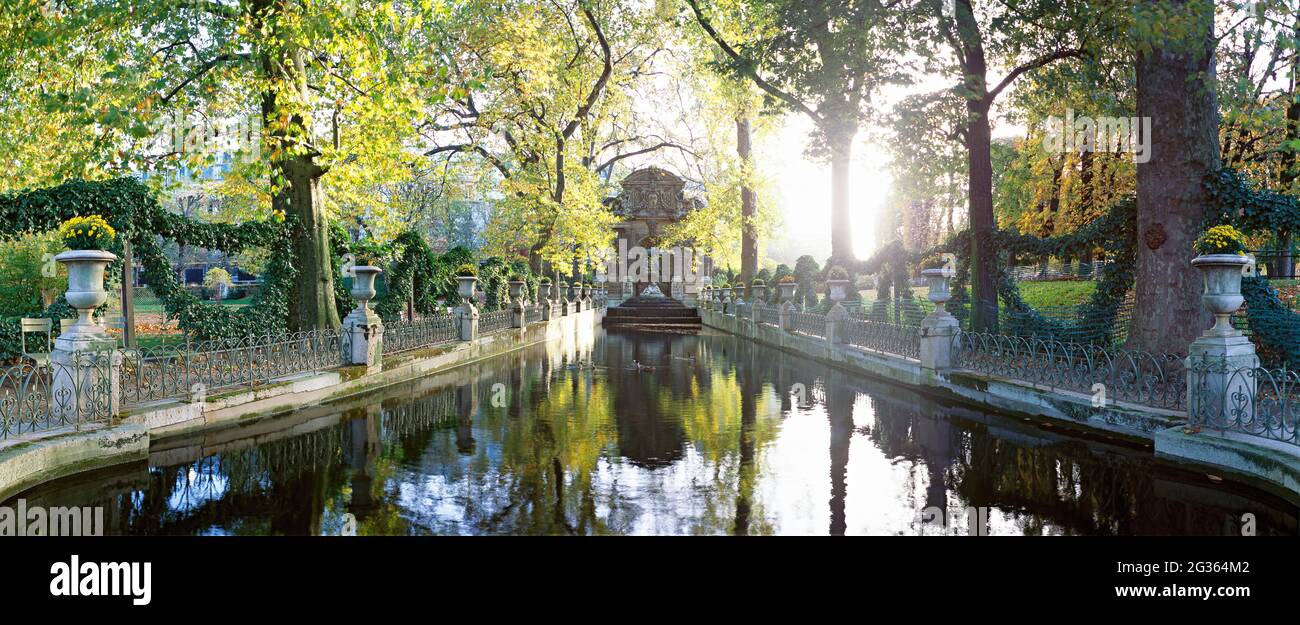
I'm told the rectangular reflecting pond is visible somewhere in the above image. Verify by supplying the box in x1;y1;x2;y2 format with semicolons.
7;329;1298;535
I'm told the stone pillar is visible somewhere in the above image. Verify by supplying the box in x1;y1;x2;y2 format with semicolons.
826;302;848;345
455;276;479;341
51;250;122;420
457;304;478;341
342;266;383;367
825;279;849;345
780;300;797;333
540;282;556;321
920;268;960;371
509;280;526;328
1186;255;1257;425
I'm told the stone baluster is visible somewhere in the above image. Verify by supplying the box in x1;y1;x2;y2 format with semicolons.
343;265;384;367
508;280;526;328
455;275;479;341
919;268;959;371
1185;253;1257;425
51;249;123;420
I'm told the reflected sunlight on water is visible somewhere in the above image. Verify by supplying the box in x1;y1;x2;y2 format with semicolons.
8;329;1298;536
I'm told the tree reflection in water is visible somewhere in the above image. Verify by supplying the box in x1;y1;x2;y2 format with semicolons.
7;330;1297;535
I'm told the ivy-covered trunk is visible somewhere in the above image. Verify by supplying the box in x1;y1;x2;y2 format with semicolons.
278;154;340;332
259;25;340;333
1129;0;1217;355
965;97;999;332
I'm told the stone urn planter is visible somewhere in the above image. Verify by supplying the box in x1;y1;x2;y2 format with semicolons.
751;281;767;302
582;284;592;300
351;266;381;310
507;280;525;303
1191;254;1252;336
921;268;954;314
826;279;850;303
557;282;569;303
56;249;117;342
539;282;552;301
777;282;797;303
456;275;478;304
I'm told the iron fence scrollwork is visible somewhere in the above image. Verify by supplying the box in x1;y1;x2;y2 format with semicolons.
383;315;457;355
1188;358;1299;447
951;331;1186;411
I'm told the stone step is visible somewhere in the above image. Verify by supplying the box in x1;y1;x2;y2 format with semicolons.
605;309;700;318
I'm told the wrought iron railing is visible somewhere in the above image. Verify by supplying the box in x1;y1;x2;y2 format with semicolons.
382;315;457;355
951;332;1186;411
790;311;826;338
0;354;114;439
755;304;781;327
381;388;459;444
119;329;349;406
1188;359;1300;447
480;309;513;334
844;318;921;360
848;299;931;327
525;304;544;324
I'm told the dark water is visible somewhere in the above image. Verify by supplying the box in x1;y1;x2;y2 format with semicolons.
8;329;1298;535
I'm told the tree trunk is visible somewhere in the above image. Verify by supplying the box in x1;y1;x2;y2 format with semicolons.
278;154;340;331
966;97;998;331
1278;14;1300;279
828;127;855;265
737;116;758;289
261;37;340;332
1129;0;1217;354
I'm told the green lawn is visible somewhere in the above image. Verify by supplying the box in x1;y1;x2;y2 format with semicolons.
135;334;188;349
1017;280;1096;309
858;280;1096;309
130;295;254;314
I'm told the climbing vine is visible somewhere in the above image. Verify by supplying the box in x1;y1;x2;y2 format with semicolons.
0;177;295;351
852;195;1137;345
847;167;1300;362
